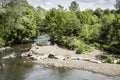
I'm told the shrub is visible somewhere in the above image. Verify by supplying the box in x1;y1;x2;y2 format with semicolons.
85;45;93;52
74;39;93;54
102;42;120;54
62;36;71;45
102;45;109;49
76;44;85;54
70;39;81;48
96;54;108;60
93;42;100;48
105;57;114;63
0;38;5;47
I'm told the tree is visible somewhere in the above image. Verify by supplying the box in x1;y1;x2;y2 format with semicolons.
7;0;28;7
94;8;103;18
0;0;9;7
58;5;64;11
69;1;79;11
76;9;96;25
104;9;111;15
115;0;120;9
0;0;37;45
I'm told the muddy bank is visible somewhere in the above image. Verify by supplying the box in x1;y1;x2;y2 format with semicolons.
21;43;120;76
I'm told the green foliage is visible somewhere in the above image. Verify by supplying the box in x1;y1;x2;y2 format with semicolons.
76;43;93;54
105;57;114;63
0;0;37;45
96;54;108;60
94;8;103;18
43;2;120;54
76;46;84;54
115;0;120;10
69;39;93;54
0;38;5;47
0;0;120;55
69;1;80;11
76;10;97;25
93;42;101;48
70;39;81;48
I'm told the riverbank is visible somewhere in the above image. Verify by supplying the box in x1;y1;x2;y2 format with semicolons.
21;43;120;76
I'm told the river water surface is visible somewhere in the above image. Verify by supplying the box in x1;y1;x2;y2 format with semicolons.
0;36;120;80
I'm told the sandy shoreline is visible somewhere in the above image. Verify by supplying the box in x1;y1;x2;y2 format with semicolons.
22;44;120;76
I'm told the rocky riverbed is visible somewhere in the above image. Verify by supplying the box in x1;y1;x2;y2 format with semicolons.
21;43;120;76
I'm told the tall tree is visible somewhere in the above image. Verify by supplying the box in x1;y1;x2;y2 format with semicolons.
115;0;120;9
94;8;103;18
0;0;9;7
69;1;79;11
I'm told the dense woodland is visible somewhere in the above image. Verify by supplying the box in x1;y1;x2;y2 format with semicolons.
0;0;120;54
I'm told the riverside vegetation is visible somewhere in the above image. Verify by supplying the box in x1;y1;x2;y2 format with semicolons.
0;0;120;55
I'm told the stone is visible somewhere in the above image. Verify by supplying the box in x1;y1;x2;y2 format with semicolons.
114;60;118;64
48;54;55;59
32;43;37;47
81;58;90;61
28;55;38;60
55;56;65;60
89;60;102;64
40;55;48;59
27;53;33;57
70;57;81;60
5;46;11;49
0;47;5;51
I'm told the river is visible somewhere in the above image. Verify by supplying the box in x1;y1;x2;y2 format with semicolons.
0;36;120;80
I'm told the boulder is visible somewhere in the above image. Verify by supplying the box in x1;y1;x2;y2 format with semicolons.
28;55;38;60
39;55;48;59
48;54;55;59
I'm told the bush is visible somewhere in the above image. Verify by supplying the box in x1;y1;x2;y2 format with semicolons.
73;39;93;54
0;38;5;47
62;36;71;45
93;42;100;48
105;57;114;63
76;44;85;54
70;39;82;49
96;54;108;60
102;45;109;49
102;44;120;54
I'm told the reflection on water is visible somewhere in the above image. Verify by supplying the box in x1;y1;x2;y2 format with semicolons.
0;58;33;80
21;65;120;80
0;62;120;80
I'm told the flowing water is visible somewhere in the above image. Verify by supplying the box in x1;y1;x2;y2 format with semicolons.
0;36;120;80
